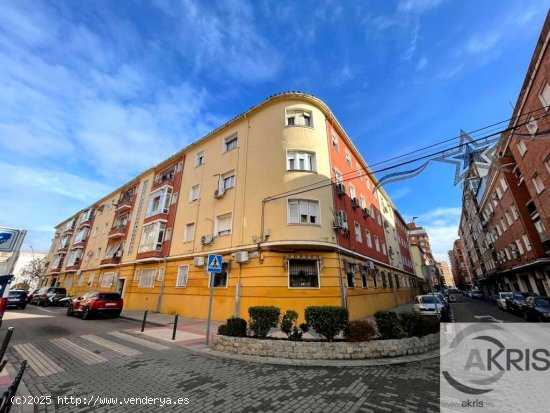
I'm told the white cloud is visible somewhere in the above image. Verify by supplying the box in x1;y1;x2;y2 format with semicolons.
398;0;444;14
412;207;461;261
389;187;412;201
464;32;502;55
416;57;428;71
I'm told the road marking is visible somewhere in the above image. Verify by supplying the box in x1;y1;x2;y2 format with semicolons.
13;344;63;377
474;315;503;323
82;335;141;356
36;307;54;313
107;332;169;351
51;338;108;365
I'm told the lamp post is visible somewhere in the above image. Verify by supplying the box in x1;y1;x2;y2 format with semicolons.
28;245;35;260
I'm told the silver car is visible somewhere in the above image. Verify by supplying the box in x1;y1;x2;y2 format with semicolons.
413;294;446;318
497;292;512;310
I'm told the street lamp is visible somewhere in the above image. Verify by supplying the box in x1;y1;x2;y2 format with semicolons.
28;245;35;260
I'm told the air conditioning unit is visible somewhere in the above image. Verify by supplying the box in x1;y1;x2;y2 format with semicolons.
235;251;249;263
362;207;369;218
214;188;225;199
201;234;213;245
351;198;359;208
336;183;346;196
334;211;349;231
194;256;205;267
87;250;94;257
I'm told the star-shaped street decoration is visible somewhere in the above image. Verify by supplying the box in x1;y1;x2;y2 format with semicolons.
434;130;495;186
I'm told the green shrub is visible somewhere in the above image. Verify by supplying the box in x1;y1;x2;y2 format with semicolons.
345;320;377;342
374;311;403;340
225;317;247;337
217;324;227;335
299;323;309;333
305;306;349;342
399;311;427;338
280;310;305;341
248;306;280;339
424;316;440;335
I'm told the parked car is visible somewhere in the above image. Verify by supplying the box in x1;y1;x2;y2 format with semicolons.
412;294;448;320
523;297;550;322
496;292;512;310
471;290;484;299
67;292;123;320
26;288;40;304
505;292;539;314
6;290;27;309
29;287;67;306
435;292;450;310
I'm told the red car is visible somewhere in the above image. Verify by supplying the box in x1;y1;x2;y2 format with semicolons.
66;292;123;320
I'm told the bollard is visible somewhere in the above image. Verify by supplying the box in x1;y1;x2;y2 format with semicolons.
172;314;179;341
141;310;148;333
0;327;14;363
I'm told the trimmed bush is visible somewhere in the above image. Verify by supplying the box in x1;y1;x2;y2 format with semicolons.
281;310;305;341
374;311;403;340
248;306;280;339
399;311;427;338
345;320;377;342
225;317;247;337
217;324;227;335
305;306;349;342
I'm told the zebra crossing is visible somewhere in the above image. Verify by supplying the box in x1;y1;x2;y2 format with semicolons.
11;331;171;377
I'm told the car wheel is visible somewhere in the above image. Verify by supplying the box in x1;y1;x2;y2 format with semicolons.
112;311;121;318
43;300;50;307
81;307;91;320
66;305;74;316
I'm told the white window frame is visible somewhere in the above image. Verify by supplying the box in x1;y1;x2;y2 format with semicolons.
345;150;352;167
515;239;525;255
517;140;527;157
381;241;387;256
139;269;156;288
286;108;313;128
288;199;319;225
349;184;356;199
360;196;366;209
286;150;316;172
157;267;165;281
374;236;380;252
288;259;320;289
215;213;232;236
223;134;238;152
145;186;172;217
545;155;550;175
195;151;205;166
184;222;195;242
138;222;166;253
101;272;114;288
87;272;95;286
526;117;538;136
221;172;236;190
354;222;362;243
133;269;140;282
176;265;189;288
332;134;339;152
522;235;533;252
365;230;372;248
539;82;550;109
189;184;200;202
532;174;545;194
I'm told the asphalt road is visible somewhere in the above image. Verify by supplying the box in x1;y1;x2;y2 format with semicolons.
450;295;527;323
1;304;439;412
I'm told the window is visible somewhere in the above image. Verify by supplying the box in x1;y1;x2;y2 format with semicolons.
388;274;393;289
156;267;164;281
104;241;122;259
374;236;380;252
287;151;316;171
511;205;519;220
212;262;229;288
517;140;527;157
334;169;343;183
505;211;513;226
196;151;205;166
394;274;400;289
361;268;368;288
356;166;362;179
138;222;166;253
133;269;140;282
146;187;172;217
78;274;84;287
221;172;236;190
539;82;550;109
354;222;362;243
101;272;114;288
381;271;387;288
346;271;355;288
66;249;82;266
345;150;352;167
365;230;372;248
500;218;507;232
495;186;502;199
372;271;379;288
382;241;387;255
288;200;319;225
224;134;238;152
288;259;319;288
534;219;548;241
184;223;195;242
366;179;371;191
360;196;366;209
87;272;95;286
189;184;200;202
532;174;545;194
60;235;72;249
215;213;232;236
526;117;538;136
176;265;189;287
286;108;313;127
349;184;356;199
370;204;375;219
545;156;550;175
332;134;339;152
377;212;382;226
522;235;532;251
515;239;524;255
139;269;156;288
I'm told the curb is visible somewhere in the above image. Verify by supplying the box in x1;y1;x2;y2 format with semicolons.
180;345;440;367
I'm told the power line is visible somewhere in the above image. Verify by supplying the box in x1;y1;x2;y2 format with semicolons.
264;110;550;203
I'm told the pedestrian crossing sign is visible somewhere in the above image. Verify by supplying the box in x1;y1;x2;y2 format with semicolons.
207;254;223;273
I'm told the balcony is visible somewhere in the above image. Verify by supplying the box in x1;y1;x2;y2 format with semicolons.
116;194;134;212
100;255;121;267
65;258;81;272
152;169;176;191
108;224;127;239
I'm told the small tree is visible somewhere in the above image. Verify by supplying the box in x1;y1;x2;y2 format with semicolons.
248;306;280;339
21;258;46;285
280;310;304;341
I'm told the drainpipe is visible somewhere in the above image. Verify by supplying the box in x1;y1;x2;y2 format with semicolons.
337;251;346;308
156;258;167;313
234;263;242;318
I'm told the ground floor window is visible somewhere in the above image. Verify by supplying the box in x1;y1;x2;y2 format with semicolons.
212;262;229;288
372;271;379;288
382;272;387;288
394;274;400;289
139;269;156;288
288;259;319;288
346;271;355;288
361;268;369;288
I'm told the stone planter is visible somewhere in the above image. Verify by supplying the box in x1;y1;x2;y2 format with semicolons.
210;333;439;360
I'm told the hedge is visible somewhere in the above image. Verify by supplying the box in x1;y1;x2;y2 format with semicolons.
305;306;349;342
248;306;280;339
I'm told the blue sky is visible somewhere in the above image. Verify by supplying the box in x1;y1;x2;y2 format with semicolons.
1;0;548;261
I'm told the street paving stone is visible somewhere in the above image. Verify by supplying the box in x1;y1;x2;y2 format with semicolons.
7;331;439;412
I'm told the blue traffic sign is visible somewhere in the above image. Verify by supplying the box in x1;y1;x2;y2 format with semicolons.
0;227;21;253
207;254;223;273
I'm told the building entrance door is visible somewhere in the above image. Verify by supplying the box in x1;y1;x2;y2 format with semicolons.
116;278;126;297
